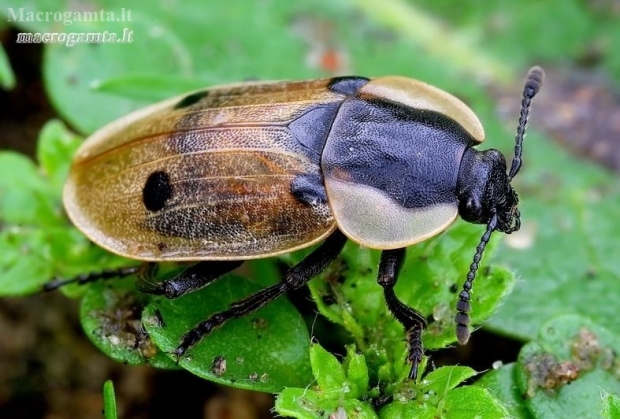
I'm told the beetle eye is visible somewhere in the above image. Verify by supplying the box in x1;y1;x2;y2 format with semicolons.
467;197;482;217
460;196;484;223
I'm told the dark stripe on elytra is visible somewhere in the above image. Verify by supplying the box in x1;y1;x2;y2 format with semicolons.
173;90;209;110
327;76;370;95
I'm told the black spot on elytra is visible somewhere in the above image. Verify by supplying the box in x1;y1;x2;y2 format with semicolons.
173;91;209;109
143;171;173;212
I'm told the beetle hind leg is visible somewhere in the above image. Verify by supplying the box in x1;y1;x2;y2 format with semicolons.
377;248;428;381
173;230;348;358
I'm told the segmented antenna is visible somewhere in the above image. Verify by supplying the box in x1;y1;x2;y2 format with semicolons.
455;214;497;344
455;66;545;345
508;66;545;180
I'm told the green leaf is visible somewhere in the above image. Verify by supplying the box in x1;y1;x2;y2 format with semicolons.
475;363;533;419
36;120;82;191
276;387;378;419
143;272;312;392
378;385;509;419
375;366;487;418
602;391;620;419
351;0;511;81
345;345;370;399
442;386;510;419
275;343;377;417
0;121;76;295
304;222;513;385
489;134;620;342
422;366;478;396
515;314;620;419
0;42;15;89
0;120;130;296
310;342;347;394
80;278;177;369
43;13;193;134
102;380;118;419
91;74;209;102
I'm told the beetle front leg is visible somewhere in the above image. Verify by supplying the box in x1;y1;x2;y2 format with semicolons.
173;230;348;358
378;248;427;381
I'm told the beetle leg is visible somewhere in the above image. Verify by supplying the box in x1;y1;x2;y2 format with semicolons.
173;230;348;358
43;265;141;291
377;248;427;381
143;261;243;299
290;173;328;205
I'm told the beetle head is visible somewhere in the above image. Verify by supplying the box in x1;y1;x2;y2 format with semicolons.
457;148;520;234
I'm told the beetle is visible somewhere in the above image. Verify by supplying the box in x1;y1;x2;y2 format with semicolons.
52;66;544;380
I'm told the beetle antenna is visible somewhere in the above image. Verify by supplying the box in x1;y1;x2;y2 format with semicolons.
508;66;545;181
455;213;497;345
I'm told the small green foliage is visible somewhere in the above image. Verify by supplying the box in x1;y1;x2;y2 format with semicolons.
80;277;177;369
0;121;125;296
143;271;313;392
478;315;620;418
102;380;118;419
602;391;620;419
91;75;209;102
276;344;509;418
475;364;532;419
0;43;15;90
295;223;514;382
516;315;620;419
275;343;377;418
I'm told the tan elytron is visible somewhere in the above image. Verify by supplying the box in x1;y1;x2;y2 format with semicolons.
64;79;345;261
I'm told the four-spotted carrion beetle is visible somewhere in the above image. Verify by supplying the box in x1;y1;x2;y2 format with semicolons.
52;67;544;380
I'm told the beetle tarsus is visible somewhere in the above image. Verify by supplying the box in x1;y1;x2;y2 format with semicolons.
43;266;140;291
173;230;348;359
378;248;428;381
406;322;425;380
143;260;243;298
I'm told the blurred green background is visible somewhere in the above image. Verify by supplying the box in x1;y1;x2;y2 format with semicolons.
1;0;620;418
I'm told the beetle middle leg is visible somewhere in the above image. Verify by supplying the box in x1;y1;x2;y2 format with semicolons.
173;230;348;358
377;248;427;381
